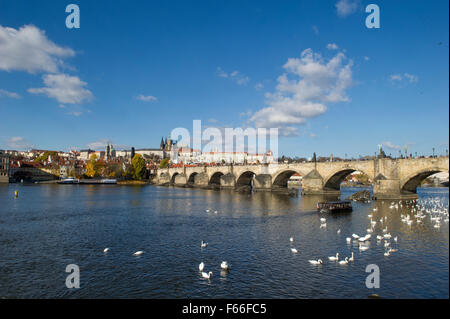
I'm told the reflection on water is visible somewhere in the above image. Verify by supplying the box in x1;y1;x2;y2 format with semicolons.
0;184;448;298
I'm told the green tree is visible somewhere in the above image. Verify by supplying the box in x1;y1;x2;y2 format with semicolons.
131;154;146;180
159;158;170;169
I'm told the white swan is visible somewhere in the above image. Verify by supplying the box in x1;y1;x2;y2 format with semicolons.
220;261;229;270
201;271;213;279
290;237;294;242
349;252;354;262
201;240;208;248
320;218;326;223
328;253;339;261
199;262;205;272
309;259;323;265
352;234;360;239
346;237;352;243
339;257;349;265
320;223;327;229
337;229;341;234
133;250;144;256
291;248;298;253
103;248;109;253
359;245;369;251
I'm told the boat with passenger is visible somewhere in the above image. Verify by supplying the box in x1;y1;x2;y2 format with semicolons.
317;200;352;213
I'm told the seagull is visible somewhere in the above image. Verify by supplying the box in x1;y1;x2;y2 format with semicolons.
201;271;213;279
290;237;294;242
320;223;327;229
201;240;208;248
220;261;229;270
133;250;144;256
103;248;109;253
320;218;326;223
309;259;323;265
346;237;352;243
199;262;205;272
337;229;341;234
291;248;298;253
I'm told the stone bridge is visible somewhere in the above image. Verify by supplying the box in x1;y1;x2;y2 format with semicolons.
154;156;449;200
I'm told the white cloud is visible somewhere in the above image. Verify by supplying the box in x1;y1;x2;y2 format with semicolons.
390;73;419;84
28;73;93;104
335;0;360;17
86;139;129;150
0;89;21;99
381;141;402;150
255;83;264;91
216;67;250;85
364;56;370;61
310;133;317;138
0;24;75;74
404;73;419;83
249;48;353;136
5;136;33;150
390;74;403;81
312;26;319;35
135;94;157;102
208;118;218;123
327;43;339;50
68;111;82;117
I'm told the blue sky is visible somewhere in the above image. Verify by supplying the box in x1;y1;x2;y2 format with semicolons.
0;0;448;158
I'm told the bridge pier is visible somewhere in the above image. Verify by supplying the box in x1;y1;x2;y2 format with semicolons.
373;178;418;200
300;169;340;195
254;174;272;191
158;173;171;186
192;172;209;188
220;173;235;189
173;174;187;186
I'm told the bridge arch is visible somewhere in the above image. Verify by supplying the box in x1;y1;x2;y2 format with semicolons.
236;171;256;187
170;172;179;185
323;168;371;191
272;170;303;188
187;172;198;185
209;172;224;186
401;168;449;194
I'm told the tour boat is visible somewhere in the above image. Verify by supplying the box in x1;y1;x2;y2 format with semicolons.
57;178;79;184
317;200;352;213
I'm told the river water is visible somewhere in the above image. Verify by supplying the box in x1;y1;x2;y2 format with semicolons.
0;184;448;298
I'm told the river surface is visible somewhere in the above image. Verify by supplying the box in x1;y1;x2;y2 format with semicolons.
0;184;448;298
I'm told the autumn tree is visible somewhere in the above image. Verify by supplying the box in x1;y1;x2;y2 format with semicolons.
131;154;146;180
86;154;101;178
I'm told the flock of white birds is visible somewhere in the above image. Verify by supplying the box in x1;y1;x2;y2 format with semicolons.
294;197;448;265
197;209;229;280
100;196;448;279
